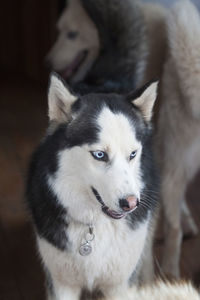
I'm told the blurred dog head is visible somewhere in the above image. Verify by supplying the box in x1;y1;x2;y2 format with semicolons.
46;0;100;83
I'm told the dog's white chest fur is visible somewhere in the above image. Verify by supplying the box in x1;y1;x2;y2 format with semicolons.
38;216;148;291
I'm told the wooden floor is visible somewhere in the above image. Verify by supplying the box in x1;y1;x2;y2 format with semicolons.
0;75;200;299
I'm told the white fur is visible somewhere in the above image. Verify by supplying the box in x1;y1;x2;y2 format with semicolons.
157;0;200;278
46;0;100;82
38;218;149;299
133;81;158;121
125;281;200;300
48;107;143;225
42;98;153;299
48;74;77;122
36;76;158;299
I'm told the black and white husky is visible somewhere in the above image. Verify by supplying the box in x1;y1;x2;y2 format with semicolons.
27;73;158;300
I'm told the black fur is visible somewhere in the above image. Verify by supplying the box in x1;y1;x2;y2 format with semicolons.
71;0;147;94
30;0;158;293
127;134;158;229
27;88;158;251
27;128;69;250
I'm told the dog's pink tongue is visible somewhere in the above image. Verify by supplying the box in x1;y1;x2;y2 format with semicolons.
60;51;86;80
60;59;78;79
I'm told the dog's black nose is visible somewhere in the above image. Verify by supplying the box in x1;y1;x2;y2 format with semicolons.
119;199;130;210
119;196;139;212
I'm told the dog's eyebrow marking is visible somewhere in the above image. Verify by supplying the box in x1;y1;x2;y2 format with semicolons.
104;145;111;154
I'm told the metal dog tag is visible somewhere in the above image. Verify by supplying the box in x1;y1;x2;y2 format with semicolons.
79;225;95;256
79;241;92;256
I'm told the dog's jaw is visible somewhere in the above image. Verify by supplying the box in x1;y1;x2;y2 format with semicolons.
102;206;125;220
91;187;138;220
59;50;88;81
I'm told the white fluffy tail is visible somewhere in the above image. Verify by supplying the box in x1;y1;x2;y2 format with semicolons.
167;0;200;117
117;281;200;300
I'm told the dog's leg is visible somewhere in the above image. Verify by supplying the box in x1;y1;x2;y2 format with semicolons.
181;198;198;237
161;172;186;279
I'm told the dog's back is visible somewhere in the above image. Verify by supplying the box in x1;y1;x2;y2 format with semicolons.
166;0;200;118
158;0;200;278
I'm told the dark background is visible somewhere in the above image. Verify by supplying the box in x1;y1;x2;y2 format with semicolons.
1;0;199;84
0;0;61;84
0;1;200;299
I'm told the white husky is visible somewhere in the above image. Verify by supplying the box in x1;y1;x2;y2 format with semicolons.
46;0;100;83
157;0;200;278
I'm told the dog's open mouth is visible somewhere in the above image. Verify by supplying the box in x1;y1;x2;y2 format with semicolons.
59;50;88;80
92;187;133;220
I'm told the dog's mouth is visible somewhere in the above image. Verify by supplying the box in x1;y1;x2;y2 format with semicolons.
59;50;88;80
92;187;136;220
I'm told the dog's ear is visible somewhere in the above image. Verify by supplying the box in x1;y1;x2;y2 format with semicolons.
128;81;158;122
48;72;77;123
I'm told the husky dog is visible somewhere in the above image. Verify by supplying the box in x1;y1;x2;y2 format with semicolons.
157;0;200;278
27;73;158;300
46;0;100;84
46;0;147;93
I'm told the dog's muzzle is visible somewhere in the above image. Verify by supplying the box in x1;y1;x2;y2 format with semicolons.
91;187;139;220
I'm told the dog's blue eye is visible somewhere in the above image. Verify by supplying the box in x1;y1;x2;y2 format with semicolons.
130;151;137;160
90;151;108;162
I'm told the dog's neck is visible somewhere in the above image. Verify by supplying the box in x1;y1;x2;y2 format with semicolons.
68;215;95;256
